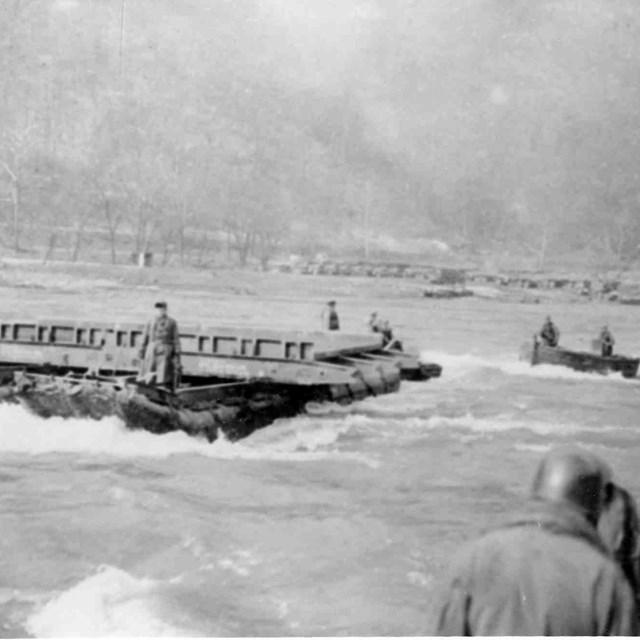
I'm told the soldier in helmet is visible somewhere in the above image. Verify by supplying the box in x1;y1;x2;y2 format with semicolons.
138;301;181;389
539;315;560;347
434;446;638;635
599;325;615;357
368;311;381;333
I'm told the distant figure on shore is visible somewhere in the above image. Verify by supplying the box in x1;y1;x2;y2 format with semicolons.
599;325;615;357
434;446;638;636
540;315;560;347
138;301;181;389
598;483;640;607
321;300;340;331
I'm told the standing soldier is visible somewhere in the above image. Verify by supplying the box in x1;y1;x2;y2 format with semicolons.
138;301;181;389
434;447;638;636
599;325;615;357
321;300;340;331
539;315;560;347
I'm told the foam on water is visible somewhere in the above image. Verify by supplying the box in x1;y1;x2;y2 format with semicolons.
513;443;553;454
0;403;220;458
426;413;579;436
229;416;379;467
217;549;261;578
427;412;579;435
338;410;623;439
0;404;377;466
25;566;187;637
347;385;438;418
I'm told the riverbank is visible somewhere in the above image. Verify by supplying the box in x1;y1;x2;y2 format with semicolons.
0;258;622;307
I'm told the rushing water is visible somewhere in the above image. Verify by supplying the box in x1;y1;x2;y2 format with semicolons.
2;294;640;637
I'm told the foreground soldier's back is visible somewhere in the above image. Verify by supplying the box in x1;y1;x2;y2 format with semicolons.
434;447;638;636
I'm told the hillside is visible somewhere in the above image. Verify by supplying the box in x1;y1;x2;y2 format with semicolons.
1;0;639;268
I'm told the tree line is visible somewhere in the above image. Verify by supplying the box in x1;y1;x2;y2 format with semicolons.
1;0;640;268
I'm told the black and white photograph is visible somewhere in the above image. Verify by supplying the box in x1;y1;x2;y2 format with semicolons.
1;0;640;636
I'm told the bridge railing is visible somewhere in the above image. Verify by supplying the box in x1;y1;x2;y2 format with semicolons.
0;320;319;362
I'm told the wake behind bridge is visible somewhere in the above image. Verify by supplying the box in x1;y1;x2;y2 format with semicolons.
0;319;442;441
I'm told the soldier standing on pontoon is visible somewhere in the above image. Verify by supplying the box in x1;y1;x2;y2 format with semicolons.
321;300;340;331
138;301;181;389
368;311;381;333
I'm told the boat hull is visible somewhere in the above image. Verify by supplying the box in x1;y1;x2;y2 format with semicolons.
8;372;315;442
520;340;640;378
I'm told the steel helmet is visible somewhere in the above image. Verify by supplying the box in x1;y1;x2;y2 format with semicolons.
531;447;612;523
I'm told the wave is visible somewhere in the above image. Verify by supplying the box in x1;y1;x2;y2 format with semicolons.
337;410;624;439
232;416;378;467
307;387;437;420
513;443;552;453
419;349;636;382
425;412;573;436
0;404;377;466
25;566;188;637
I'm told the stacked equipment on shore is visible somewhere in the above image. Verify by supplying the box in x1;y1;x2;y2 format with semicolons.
0;319;442;442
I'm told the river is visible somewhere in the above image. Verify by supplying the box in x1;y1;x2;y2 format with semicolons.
1;288;640;636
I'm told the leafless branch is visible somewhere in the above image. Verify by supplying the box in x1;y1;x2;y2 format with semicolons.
0;159;17;182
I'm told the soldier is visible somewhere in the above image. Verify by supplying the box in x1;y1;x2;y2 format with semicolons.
598;483;640;607
378;320;403;351
434;447;638;636
380;320;393;347
540;315;560;347
599;325;615;357
321;300;340;331
138;301;181;389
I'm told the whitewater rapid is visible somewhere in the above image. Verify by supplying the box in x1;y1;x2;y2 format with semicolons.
26;567;187;637
3;342;640;637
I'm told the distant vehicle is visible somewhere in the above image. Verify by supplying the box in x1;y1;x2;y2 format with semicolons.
423;286;473;299
431;268;466;286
